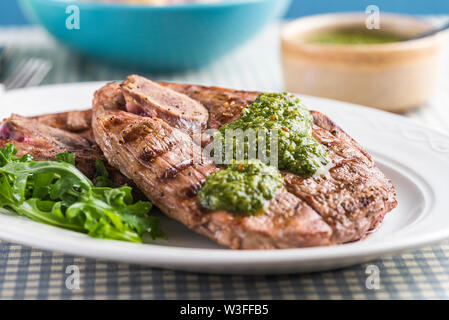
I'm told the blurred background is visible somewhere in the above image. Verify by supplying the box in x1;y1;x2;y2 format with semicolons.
1;0;449;25
0;0;448;112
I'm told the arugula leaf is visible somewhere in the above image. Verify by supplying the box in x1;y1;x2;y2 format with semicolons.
0;143;17;166
0;143;32;166
94;159;116;188
56;152;76;166
0;143;164;243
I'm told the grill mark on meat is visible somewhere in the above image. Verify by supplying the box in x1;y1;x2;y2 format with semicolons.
139;134;213;187
102;115;177;164
120;121;155;143
103;115;126;128
159;159;194;182
140;146;166;163
94;110;212;224
185;181;204;198
99;111;215;190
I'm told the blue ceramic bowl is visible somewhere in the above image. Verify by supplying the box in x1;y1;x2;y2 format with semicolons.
20;0;291;71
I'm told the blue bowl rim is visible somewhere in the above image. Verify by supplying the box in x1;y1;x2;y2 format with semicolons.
29;0;282;10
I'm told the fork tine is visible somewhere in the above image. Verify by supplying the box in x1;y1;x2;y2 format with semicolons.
15;59;44;89
23;60;52;88
4;58;39;90
4;59;36;89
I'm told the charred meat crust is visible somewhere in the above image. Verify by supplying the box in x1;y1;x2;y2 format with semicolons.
92;100;333;249
92;78;396;249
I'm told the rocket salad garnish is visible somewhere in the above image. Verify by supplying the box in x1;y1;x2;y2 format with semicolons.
0;143;165;243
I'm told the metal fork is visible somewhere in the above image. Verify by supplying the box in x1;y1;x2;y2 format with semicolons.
2;58;52;91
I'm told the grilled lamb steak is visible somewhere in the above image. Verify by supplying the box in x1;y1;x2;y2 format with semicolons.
29;109;92;133
0;113;97;177
92;75;397;249
93;98;333;249
0;113;136;189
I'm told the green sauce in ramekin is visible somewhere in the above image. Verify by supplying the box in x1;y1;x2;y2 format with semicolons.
305;29;404;45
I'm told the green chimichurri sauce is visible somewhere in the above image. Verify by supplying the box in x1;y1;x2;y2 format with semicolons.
198;160;283;215
217;92;330;177
306;29;403;45
200;92;331;216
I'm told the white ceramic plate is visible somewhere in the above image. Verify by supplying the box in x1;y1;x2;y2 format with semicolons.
0;82;448;274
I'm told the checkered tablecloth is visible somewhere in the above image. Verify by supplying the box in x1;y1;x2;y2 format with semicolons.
1;17;449;300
